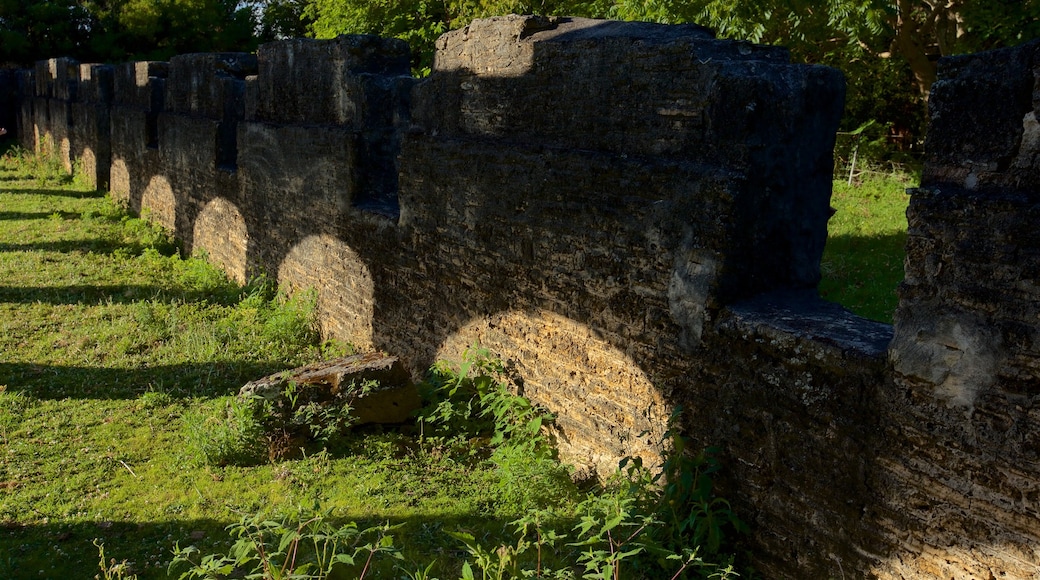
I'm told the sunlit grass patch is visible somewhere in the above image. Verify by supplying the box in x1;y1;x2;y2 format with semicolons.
820;169;915;323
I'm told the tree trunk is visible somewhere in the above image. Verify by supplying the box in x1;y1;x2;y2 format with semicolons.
892;0;939;97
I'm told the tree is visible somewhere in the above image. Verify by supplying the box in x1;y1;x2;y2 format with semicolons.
0;0;260;65
244;0;313;41
0;0;93;65
299;0;592;71
86;0;259;62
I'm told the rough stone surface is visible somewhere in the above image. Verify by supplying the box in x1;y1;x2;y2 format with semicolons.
240;353;419;425
251;36;411;127
887;37;1040;580
922;39;1040;194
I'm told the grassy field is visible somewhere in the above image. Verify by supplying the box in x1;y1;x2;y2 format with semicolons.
820;169;915;322
0;148;746;579
0;150;584;579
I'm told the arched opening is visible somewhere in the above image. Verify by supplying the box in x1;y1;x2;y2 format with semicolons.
140;174;176;233
278;234;375;350
193;197;248;284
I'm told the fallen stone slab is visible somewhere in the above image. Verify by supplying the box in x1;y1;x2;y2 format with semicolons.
240;352;420;425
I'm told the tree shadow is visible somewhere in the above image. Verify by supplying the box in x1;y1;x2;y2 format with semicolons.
0;361;290;400
0;211;82;221
0;187;105;199
0;512;524;580
0;239;151;255
0;283;232;306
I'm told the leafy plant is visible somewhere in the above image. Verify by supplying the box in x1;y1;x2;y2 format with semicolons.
452;409;746;580
418;345;554;454
94;540;139;580
417;347;576;516
170;502;404;580
276;379;359;445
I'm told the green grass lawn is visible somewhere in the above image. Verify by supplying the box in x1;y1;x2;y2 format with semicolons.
820;170;915;323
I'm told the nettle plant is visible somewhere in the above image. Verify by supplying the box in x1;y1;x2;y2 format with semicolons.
449;414;747;580
417;346;553;453
170;503;403;580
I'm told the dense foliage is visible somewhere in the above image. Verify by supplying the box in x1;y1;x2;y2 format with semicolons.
0;0;258;64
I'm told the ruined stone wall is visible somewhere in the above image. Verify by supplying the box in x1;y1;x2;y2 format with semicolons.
14;18;1040;580
882;39;1040;579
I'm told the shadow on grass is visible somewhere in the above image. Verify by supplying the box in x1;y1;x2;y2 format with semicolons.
0;513;521;580
0;361;290;400
819;231;907;324
0;239;154;255
0;283;239;306
0;187;105;199
0;211;82;221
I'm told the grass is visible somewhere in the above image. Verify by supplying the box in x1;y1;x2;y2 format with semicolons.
820;169;915;322
0;146;586;579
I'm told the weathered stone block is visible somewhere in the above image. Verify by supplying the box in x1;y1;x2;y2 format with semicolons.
71;100;111;190
885;37;1040;580
77;64;114;105
403;16;843;307
416;15;839;165
922;38;1040;195
159;114;220;172
110;108;153;158
113;61;168;108
252;35;411;127
240;353;419;425
166;53;255;119
237;122;358;238
35;58;79;99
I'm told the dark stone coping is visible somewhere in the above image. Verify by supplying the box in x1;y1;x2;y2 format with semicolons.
722;289;893;361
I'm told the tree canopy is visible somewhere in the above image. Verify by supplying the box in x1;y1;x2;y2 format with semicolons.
0;0;258;65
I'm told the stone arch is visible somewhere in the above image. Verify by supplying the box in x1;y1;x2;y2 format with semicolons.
140;174;176;233
79;146;98;190
436;308;670;479
59;137;72;173
278;234;374;350
193;197;248;284
109;159;131;206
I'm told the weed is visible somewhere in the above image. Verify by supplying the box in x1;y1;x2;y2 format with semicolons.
417;346;576;516
95;540;139;580
418;345;554;454
169;503;404;579
450;409;746;580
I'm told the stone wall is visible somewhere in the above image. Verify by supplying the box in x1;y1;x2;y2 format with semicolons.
883;39;1040;579
11;17;1040;580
